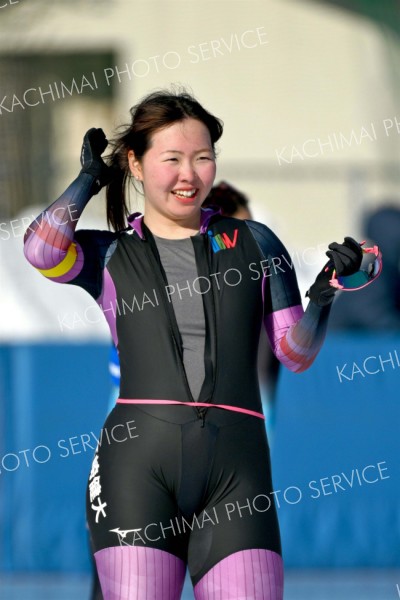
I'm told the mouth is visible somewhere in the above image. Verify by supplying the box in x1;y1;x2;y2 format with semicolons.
171;188;199;202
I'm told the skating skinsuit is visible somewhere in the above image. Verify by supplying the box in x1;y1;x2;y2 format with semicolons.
24;173;331;599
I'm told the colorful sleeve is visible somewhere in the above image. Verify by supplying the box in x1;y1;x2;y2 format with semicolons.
23;172;117;299
246;220;332;373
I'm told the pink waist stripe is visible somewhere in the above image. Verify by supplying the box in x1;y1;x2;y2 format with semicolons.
117;398;265;420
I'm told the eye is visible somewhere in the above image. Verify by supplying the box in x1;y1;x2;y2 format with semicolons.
165;158;178;162
198;156;213;161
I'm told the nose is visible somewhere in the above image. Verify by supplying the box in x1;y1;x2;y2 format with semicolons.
179;160;197;182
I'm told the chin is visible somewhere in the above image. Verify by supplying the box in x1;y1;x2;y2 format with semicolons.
172;200;202;212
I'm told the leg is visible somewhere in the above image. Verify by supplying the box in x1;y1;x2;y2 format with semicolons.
95;546;186;600
193;549;283;600
87;405;190;600
186;413;283;599
90;550;104;600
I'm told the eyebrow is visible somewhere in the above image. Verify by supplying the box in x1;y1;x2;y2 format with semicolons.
160;149;213;155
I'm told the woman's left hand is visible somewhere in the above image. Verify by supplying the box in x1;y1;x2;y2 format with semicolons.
306;237;363;306
325;237;363;276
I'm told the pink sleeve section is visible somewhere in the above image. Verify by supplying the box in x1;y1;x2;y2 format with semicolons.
23;212;75;269
24;204;76;269
264;304;327;373
23;173;94;274
97;268;119;347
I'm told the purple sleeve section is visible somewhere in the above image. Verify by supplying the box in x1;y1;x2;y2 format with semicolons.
264;305;304;350
200;206;220;233
250;218;332;374
127;212;144;238
97;267;119;347
45;242;85;283
264;302;331;373
23;173;95;273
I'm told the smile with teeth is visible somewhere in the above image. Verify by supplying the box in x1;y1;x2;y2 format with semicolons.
172;189;197;198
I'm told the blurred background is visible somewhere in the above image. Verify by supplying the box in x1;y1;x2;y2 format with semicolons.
0;0;399;598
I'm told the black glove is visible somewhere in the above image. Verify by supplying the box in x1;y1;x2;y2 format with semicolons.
306;268;337;307
306;237;363;306
79;128;113;194
326;237;363;276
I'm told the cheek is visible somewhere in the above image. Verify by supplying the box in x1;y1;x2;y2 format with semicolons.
204;162;216;184
197;159;216;177
145;164;176;187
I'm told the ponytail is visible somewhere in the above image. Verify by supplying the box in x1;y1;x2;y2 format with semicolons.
105;132;132;232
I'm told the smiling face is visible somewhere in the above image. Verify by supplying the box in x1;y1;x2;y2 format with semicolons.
128;118;216;230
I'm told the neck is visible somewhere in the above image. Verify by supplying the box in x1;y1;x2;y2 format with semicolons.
143;207;201;239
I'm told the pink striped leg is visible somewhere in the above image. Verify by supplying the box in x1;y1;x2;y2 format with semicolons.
193;549;283;600
94;546;186;600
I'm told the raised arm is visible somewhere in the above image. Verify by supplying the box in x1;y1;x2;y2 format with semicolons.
246;221;362;373
23;128;113;284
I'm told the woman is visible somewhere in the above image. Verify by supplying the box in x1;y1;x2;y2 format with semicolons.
23;90;362;599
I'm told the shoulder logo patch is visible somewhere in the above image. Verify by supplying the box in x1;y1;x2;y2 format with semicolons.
208;229;238;253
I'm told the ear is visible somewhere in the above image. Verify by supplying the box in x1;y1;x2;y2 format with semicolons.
127;150;143;181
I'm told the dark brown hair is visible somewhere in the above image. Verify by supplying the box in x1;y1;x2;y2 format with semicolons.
202;181;249;216
105;89;224;231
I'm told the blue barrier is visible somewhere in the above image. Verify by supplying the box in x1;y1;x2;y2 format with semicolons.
0;343;110;572
272;333;400;568
0;336;398;572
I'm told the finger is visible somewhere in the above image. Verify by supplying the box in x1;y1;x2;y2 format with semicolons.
327;242;341;252
343;237;363;256
325;250;344;271
343;236;361;248
328;242;361;262
91;130;108;153
83;127;98;141
336;246;359;260
88;129;106;142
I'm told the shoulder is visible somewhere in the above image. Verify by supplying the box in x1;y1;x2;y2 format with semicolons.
74;229;120;264
74;229;119;245
206;214;250;236
243;219;289;259
205;215;289;256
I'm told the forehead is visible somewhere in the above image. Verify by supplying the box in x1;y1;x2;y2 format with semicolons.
149;118;212;151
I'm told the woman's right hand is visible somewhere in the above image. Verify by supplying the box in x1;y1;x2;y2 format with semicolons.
79;128;113;194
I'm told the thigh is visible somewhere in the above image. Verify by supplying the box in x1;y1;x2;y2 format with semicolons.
94;546;187;600
193;549;283;600
187;414;282;586
86;405;190;562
